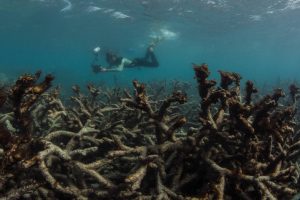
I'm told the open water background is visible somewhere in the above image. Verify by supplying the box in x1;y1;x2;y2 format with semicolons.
0;0;300;91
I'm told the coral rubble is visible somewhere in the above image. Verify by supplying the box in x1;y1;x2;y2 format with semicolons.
0;65;299;200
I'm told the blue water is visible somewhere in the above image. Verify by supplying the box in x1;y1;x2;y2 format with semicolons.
1;0;300;90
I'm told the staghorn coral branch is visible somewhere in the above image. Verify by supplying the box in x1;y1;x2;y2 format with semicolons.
74;161;116;189
125;164;148;190
218;70;242;90
10;72;54;138
245;80;258;105
193;63;217;99
69;146;98;157
0;87;7;108
213;175;225;200
157;91;187;121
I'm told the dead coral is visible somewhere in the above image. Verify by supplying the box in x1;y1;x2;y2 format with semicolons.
0;71;54;198
121;80;187;143
0;87;7;108
245;80;258;105
10;71;54;137
0;66;299;200
193;64;300;199
290;84;300;106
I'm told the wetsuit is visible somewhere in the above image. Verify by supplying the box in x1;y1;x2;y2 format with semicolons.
129;49;159;68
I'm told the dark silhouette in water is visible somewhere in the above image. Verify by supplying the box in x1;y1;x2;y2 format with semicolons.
92;46;159;73
92;39;162;73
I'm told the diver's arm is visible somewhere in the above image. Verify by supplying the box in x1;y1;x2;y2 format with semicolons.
101;64;124;72
91;64;120;73
100;58;132;72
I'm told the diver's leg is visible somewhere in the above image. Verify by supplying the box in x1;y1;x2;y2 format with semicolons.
148;50;159;67
130;45;159;68
129;58;145;67
141;47;159;67
143;47;151;60
130;47;152;67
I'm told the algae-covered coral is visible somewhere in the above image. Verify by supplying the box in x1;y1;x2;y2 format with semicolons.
0;65;300;200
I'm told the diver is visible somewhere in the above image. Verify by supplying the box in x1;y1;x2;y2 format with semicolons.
91;39;161;73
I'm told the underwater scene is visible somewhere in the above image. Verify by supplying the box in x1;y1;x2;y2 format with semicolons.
0;0;300;199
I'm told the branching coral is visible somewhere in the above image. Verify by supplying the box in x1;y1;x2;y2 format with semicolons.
121;80;187;143
0;66;299;200
10;71;54;137
193;63;300;199
0;71;54;198
0;87;7;108
290;84;300;106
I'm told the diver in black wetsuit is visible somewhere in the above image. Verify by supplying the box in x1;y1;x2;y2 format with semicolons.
92;40;160;73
